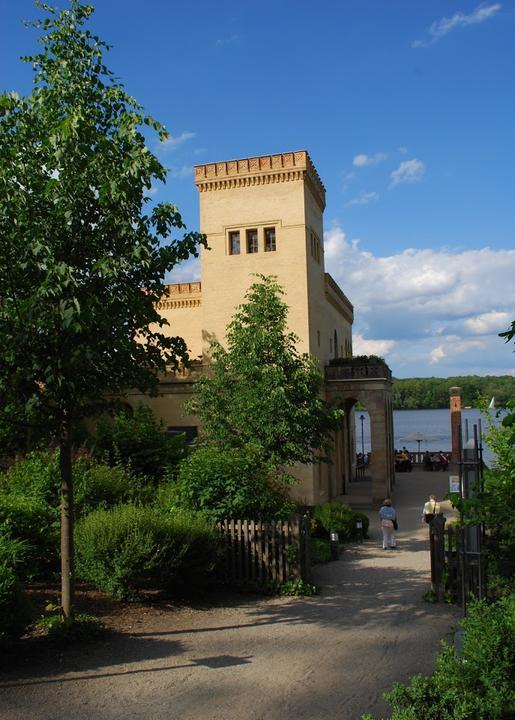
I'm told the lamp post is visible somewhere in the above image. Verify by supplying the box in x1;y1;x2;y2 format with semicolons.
359;414;365;457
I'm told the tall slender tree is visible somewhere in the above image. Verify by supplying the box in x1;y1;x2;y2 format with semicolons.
0;1;205;619
189;275;342;469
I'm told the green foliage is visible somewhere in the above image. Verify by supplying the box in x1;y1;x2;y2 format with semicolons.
75;504;220;599
1;450;60;507
188;275;342;468
313;502;356;540
1;448;146;516
0;0;205;613
392;375;515;409
364;596;515;720
0;1;206;438
0;449;154;579
73;460;150;517
277;579;320;596
36;612;107;641
91;405;186;480
161;444;297;522
450;401;515;597
0;493;59;580
258;578;320;596
311;538;332;564
499;319;515;346
0;534;31;641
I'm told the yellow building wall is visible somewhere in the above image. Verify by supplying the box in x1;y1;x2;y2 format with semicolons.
135;151;355;505
199;180;310;355
153;282;203;361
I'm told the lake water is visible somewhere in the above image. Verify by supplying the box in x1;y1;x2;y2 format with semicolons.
355;408;499;464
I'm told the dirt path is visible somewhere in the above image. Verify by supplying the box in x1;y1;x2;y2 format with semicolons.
0;471;460;720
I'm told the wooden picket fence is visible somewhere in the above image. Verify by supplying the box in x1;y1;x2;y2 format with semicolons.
216;515;311;587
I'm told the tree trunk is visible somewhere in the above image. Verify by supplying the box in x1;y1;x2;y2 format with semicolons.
60;417;74;621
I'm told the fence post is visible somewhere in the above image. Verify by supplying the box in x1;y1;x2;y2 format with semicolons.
299;514;311;583
430;514;446;602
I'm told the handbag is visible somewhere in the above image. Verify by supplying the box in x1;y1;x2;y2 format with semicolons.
424;501;437;524
393;519;398;531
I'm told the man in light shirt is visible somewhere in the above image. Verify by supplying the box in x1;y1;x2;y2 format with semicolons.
421;494;440;524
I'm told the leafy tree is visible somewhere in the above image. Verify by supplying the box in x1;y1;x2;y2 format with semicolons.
0;1;204;618
188;275;342;469
91;404;186;480
160;444;297;522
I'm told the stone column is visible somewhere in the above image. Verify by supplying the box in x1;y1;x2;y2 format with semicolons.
449;386;462;464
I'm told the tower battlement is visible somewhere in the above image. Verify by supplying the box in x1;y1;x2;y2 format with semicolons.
194;150;325;210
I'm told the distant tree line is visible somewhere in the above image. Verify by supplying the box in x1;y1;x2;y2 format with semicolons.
392;376;515;410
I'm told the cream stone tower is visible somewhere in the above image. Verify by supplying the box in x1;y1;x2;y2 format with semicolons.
195;151;353;367
128;151;397;506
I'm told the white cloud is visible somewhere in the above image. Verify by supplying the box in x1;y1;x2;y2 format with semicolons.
429;345;446;364
167;257;201;283
389;159;425;188
353;334;395;357
352;152;387;167
398;146;408;155
345;191;378;207
413;3;501;48
323;225;515;376
464;310;510;335
160;131;195;151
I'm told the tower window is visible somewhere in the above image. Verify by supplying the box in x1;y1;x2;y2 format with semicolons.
246;229;258;254
264;227;276;252
228;230;240;255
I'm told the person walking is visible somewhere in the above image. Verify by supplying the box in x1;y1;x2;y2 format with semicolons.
421;494;440;525
379;498;398;550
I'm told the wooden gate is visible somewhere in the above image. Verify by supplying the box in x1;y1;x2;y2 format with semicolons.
217;515;311;587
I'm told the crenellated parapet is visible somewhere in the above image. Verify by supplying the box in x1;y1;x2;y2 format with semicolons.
157;282;201;311
194;150;326;210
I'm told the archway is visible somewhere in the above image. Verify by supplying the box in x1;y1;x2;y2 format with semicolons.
325;360;395;505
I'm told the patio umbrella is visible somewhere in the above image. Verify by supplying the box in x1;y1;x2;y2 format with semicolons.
398;432;438;453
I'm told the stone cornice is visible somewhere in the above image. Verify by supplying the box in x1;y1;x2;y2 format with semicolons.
195;151;326;210
157;282;201;311
324;273;354;323
157;298;201;311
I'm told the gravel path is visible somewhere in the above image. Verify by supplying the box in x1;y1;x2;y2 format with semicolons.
0;470;460;720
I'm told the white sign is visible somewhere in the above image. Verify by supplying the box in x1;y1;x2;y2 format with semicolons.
449;475;460;493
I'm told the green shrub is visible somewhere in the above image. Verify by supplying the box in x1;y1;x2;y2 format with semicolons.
73;460;151;517
0;534;31;641
91;405;186;480
36;612;107;641
0;450;60;507
75;504;220;599
363;595;515;719
313;501;355;540
0;493;59;579
163;444;296;522
311;538;331;564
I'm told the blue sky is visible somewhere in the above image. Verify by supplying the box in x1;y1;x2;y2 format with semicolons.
2;1;514;378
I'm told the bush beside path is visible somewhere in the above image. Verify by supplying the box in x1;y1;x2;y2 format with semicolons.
0;471;460;720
